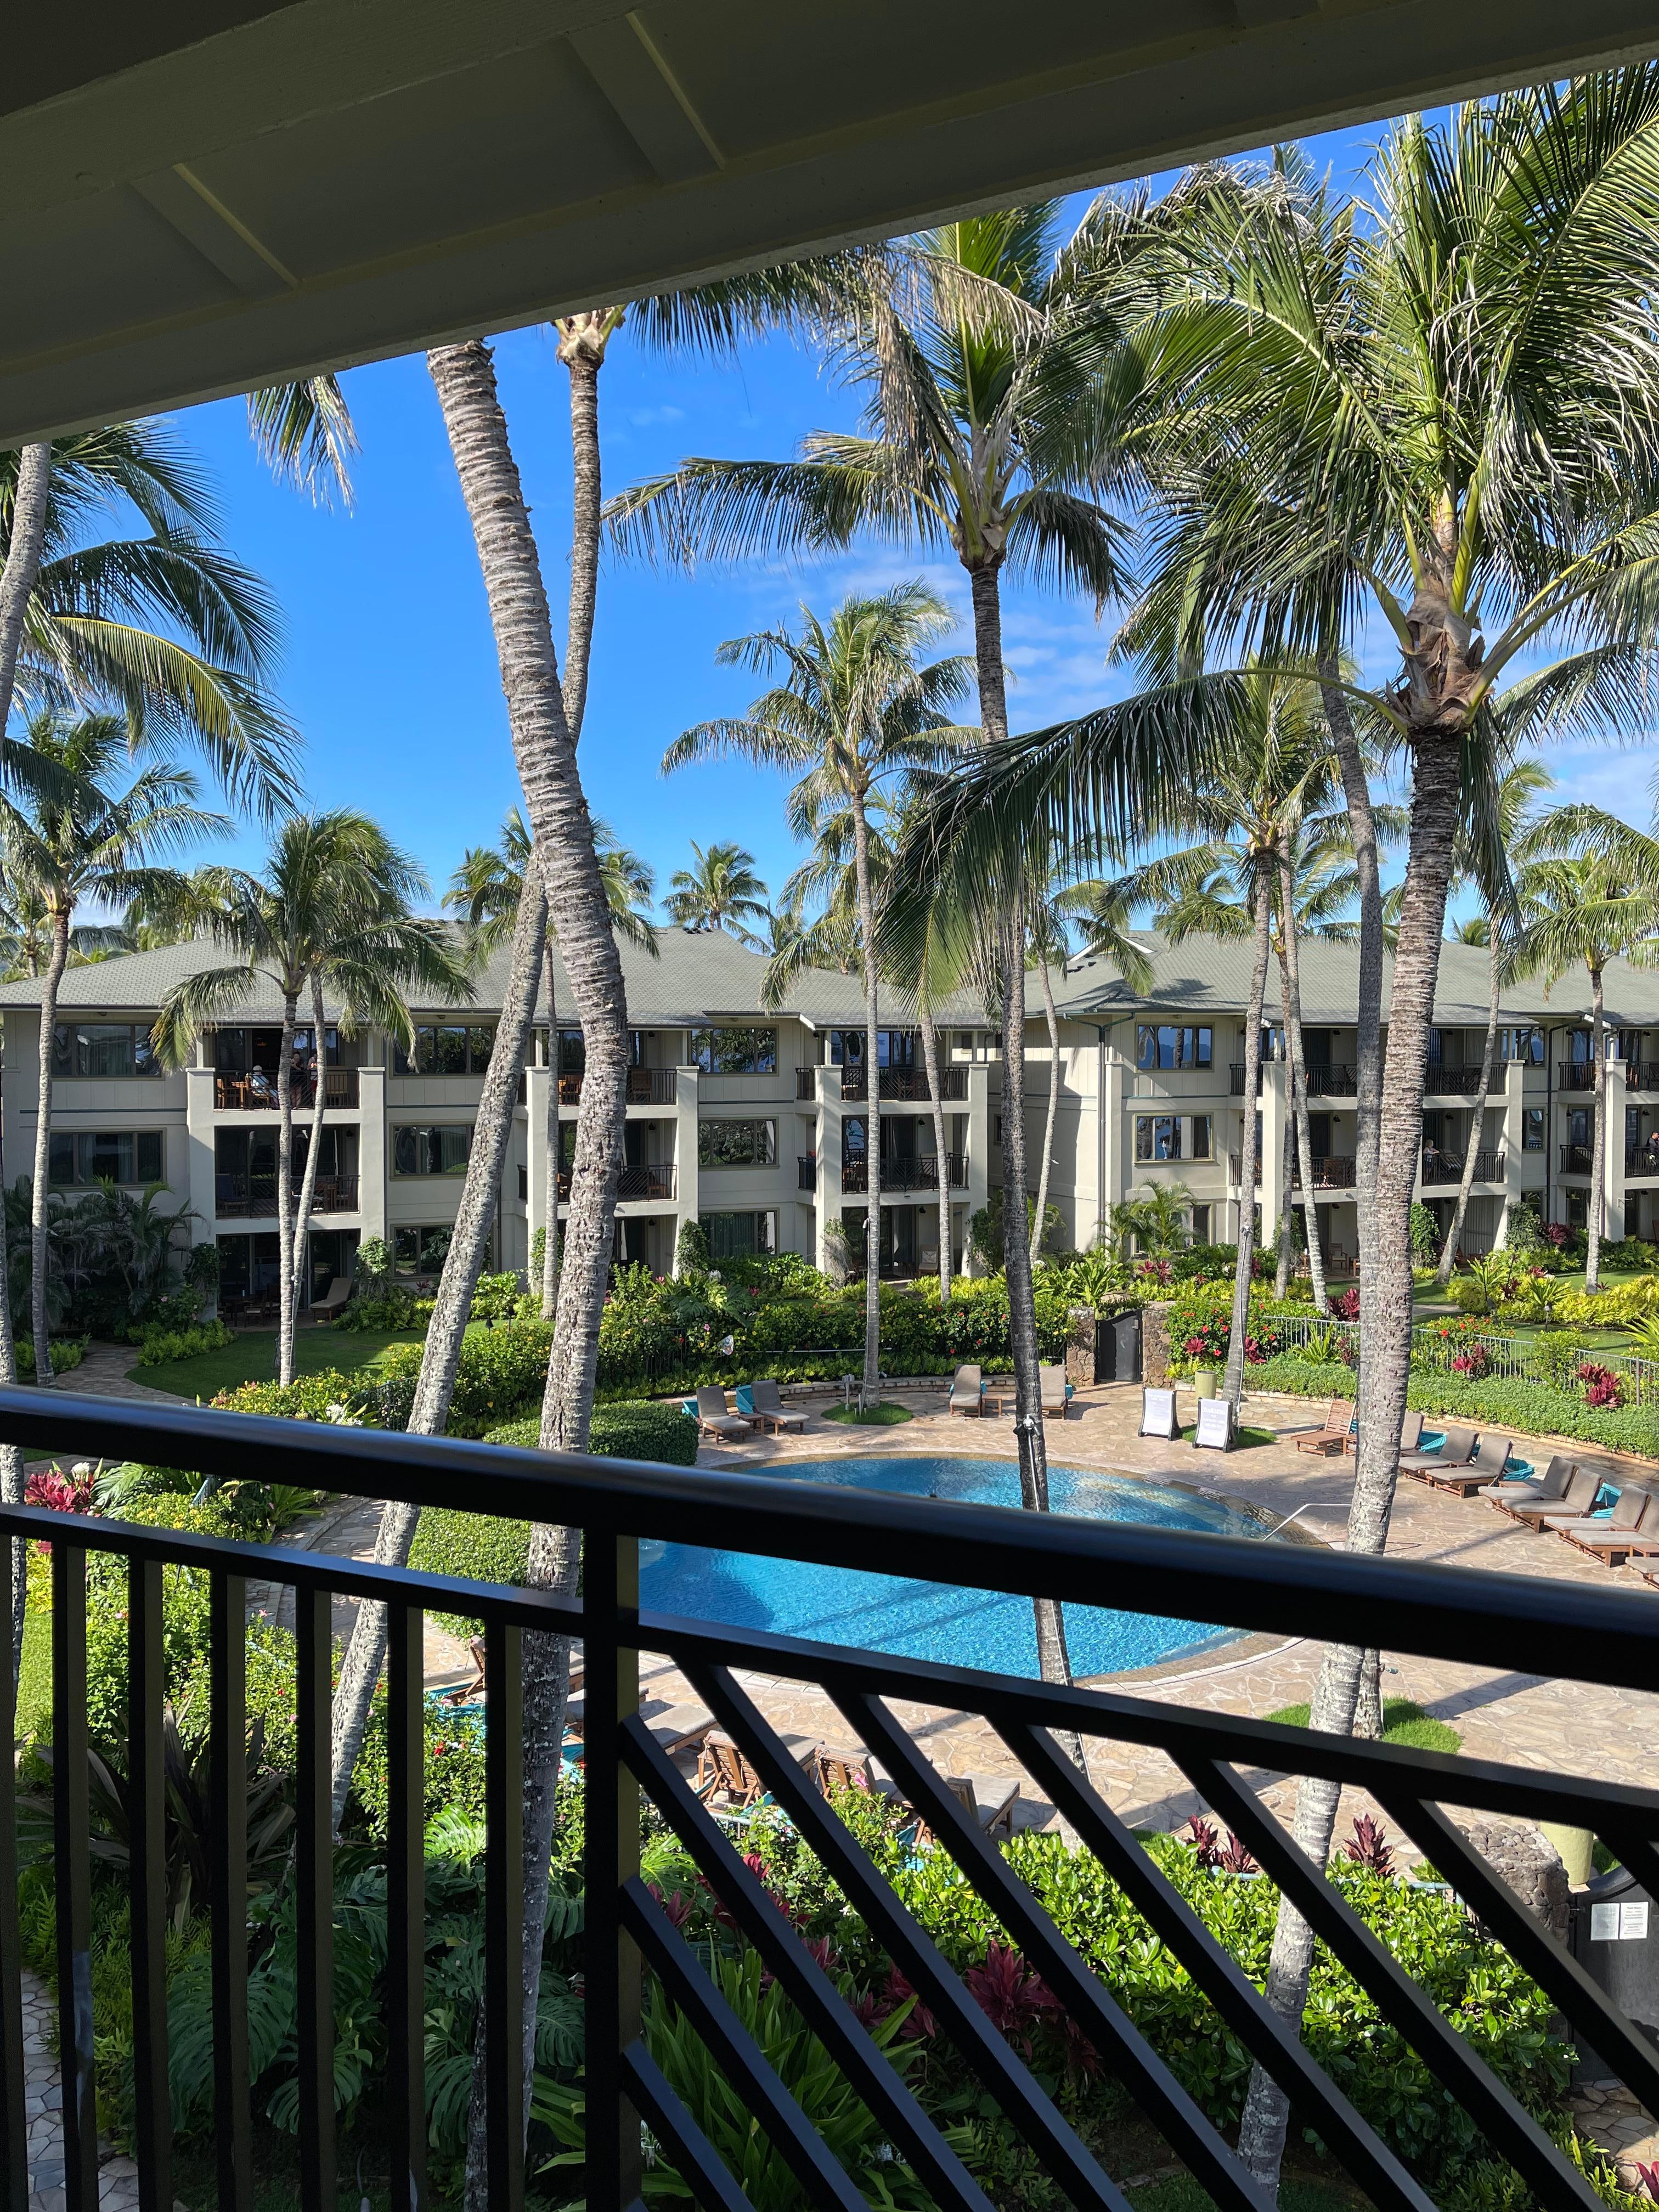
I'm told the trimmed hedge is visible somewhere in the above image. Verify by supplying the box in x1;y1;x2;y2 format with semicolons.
1248;1355;1659;1461
411;1400;699;1633
132;1318;234;1367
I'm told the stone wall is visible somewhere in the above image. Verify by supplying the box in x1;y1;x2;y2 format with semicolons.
1142;1299;1172;1385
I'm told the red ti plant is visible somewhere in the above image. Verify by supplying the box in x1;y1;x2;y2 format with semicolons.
963;1942;1051;2055
1184;1815;1221;1869
1342;1814;1396;1875
1217;1830;1259;1875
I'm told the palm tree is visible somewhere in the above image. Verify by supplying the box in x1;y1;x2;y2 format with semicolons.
666;584;971;1398
1510;807;1659;1290
1106;1180;1198;1257
447;808;657;1313
612;201;1143;1694
662;839;771;944
896;82;1659;2188
0;710;226;1385
1434;759;1554;1285
154;811;466;1384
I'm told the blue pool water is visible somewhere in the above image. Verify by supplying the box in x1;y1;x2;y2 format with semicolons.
640;1456;1267;1678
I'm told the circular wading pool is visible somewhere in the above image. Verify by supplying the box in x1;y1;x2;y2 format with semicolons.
639;1455;1267;1678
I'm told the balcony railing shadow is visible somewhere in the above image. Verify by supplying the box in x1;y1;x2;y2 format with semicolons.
4;1389;1658;2212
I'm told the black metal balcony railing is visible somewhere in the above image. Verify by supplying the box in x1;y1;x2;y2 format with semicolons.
797;1065;817;1099
1558;1061;1602;1091
836;1065;968;1103
5;1387;1659;2212
1294;1153;1358;1189
1226;1150;1262;1183
1561;1143;1594;1175
1227;1063;1262;1096
1301;1063;1357;1097
1627;1144;1659;1178
798;1153;816;1190
556;1165;675;1201
214;1068;360;1111
1420;1147;1500;1186
557;1068;678;1108
215;1173;359;1218
1421;1063;1487;1096
840;1158;868;1192
1630;1062;1659;1093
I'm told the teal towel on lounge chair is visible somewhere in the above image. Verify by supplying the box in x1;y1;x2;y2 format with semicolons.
735;1384;756;1414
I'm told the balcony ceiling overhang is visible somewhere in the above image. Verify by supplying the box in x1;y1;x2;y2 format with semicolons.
7;0;1659;445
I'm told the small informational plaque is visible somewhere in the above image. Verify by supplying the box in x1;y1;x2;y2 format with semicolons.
1592;1903;1620;1942
1141;1387;1178;1438
1195;1397;1234;1451
1623;1900;1650;1939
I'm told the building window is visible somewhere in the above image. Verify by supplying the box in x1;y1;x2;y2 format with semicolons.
391;1125;473;1176
1189;1115;1212;1160
1135;1024;1212;1070
392;1023;498;1075
690;1026;777;1076
1500;1026;1545;1064
1523;1107;1545;1152
1189;1203;1211;1242
829;1029;918;1068
48;1130;164;1187
52;1022;161;1077
1135;1114;1182;1162
517;1165;528;1201
393;1226;454;1275
699;1209;776;1260
699;1119;776;1168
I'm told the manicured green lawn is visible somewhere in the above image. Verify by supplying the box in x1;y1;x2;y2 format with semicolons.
128;1326;422;1400
824;1400;914;1425
1180;1422;1277;1450
1266;1696;1462;1755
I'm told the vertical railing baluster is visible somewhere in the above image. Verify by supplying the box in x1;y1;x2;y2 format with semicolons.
128;1558;171;2212
483;1616;524;2211
585;1531;642;2212
0;1530;27;2209
296;1585;335;2211
387;1601;427;2212
52;1543;97;2212
211;1572;253;2210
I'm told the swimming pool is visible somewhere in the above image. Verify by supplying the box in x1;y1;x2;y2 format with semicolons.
640;1455;1267;1679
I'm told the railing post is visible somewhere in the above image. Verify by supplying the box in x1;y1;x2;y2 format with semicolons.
387;1602;428;2212
128;1559;171;2212
51;1543;97;2212
210;1572;253;2211
0;1533;25;2210
483;1621;524;2209
585;1530;642;2211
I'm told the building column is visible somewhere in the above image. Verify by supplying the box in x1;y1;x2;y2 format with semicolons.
1259;1058;1286;1249
1100;1035;1124;1253
357;1064;387;1244
672;1063;699;1272
1605;1056;1627;1245
524;1064;551;1276
183;1066;218;1257
963;1063;990;1274
1496;1059;1526;1246
813;1066;844;1272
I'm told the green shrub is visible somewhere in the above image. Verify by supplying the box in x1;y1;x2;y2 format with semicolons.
377;1318;553;1438
1409;1201;1441;1263
349;1686;488;1838
408;1508;532;1635
14;1336;87;1378
1242;1355;1356;1400
1403;1372;1659;1459
212;1369;380;1421
78;1493;244;1749
334;1289;420;1331
131;1318;235;1367
1531;1331;1583;1390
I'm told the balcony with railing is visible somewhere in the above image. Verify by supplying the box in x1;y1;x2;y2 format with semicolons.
215;1173;359;1218
2;1384;1656;2212
556;1164;676;1202
838;1154;967;1195
557;1068;679;1107
1421;1063;1488;1096
1227;1063;1262;1096
1420;1147;1500;1186
835;1066;969;1103
1558;1060;1598;1090
1627;1143;1659;1180
1301;1064;1358;1097
1293;1153;1358;1189
1227;1150;1262;1183
214;1066;360;1111
1560;1143;1594;1176
798;1154;816;1190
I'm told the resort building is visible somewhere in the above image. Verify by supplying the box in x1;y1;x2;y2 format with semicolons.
4;927;1657;1311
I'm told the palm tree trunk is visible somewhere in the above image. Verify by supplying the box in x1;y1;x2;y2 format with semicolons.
1030;959;1061;1270
286;976;329;1336
30;911;72;1387
1436;936;1500;1286
274;991;299;1387
562;350;601;743
0;443;48;1684
1235;726;1463;2191
328;871;550;1826
428;338;631;2206
851;792;882;1404
1588;966;1607;1293
1279;865;1328;1314
1274;1079;1295;1301
919;1003;952;1304
1223;881;1271;1409
543;939;561;1314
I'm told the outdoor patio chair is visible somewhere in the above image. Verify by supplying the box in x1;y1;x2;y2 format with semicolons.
814;1747;875;1795
311;1274;352;1322
1039;1364;1072;1418
695;1386;753;1442
1400;1425;1477;1479
1555;1485;1659;1566
910;1771;1021;1848
1502;1462;1601;1529
746;1377;808;1434
695;1728;819;1807
948;1364;983;1417
1345;1410;1423;1457
1423;1432;1515;1497
1140;1386;1180;1439
1481;1452;1574;1512
1295;1400;1355;1456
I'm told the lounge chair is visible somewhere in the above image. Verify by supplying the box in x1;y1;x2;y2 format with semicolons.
1295;1400;1355;1457
1344;1410;1423;1457
745;1377;807;1434
1555;1485;1659;1565
814;1747;876;1796
1504;1463;1602;1530
911;1771;1021;1848
948;1364;983;1417
311;1273;352;1322
1400;1425;1477;1479
1039;1365;1072;1418
1140;1386;1180;1440
694;1385;753;1442
695;1728;820;1807
1481;1452;1574;1512
1423;1432;1514;1498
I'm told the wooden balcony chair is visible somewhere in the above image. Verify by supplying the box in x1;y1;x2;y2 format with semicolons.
1294;1400;1355;1456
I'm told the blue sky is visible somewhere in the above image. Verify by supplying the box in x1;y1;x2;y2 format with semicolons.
159;109;1655;927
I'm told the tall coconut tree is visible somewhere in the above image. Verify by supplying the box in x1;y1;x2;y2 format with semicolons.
611;199;1146;1688
153;811;466;1383
894;76;1659;2188
662;838;771;944
0;710;226;1385
1510;806;1659;1290
665;583;972;1397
